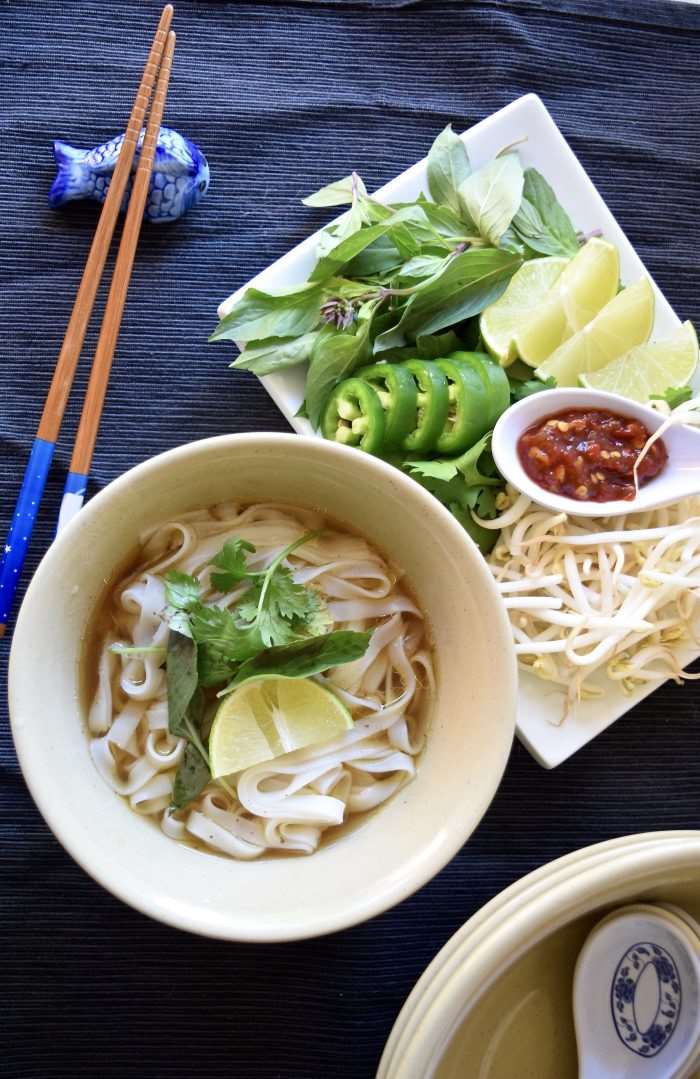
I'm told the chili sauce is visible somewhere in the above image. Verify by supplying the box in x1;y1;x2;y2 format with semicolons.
517;408;667;502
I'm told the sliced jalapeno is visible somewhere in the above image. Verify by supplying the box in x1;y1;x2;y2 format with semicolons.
321;378;386;454
434;357;489;454
401;359;450;452
355;363;418;447
449;351;510;428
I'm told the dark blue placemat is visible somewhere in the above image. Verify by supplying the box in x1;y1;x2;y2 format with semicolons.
2;2;700;1076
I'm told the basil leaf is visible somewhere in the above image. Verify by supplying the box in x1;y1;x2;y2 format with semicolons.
305;314;373;428
167;631;199;736
411;276;510;338
311;205;436;284
210;538;256;592
512;168;579;258
231;332;320;375
302;172;367;207
172;741;211;810
426;124;472;218
347;235;405;277
375;249;521;349
459;154;524;247
398;254;449;284
221;630;372;694
411;198;471;241
310;223;399;283
415;330;461;359
210;283;323;344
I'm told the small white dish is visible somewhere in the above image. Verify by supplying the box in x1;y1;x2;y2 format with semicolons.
492;387;700;518
574;903;700;1079
216;93;699;768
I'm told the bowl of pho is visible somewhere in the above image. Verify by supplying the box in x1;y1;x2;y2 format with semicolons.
9;433;516;940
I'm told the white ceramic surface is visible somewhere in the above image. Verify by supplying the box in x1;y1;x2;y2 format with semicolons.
8;434;517;941
574;904;700;1079
492;387;700;517
379;833;700;1079
216;93;698;768
378;832;700;1076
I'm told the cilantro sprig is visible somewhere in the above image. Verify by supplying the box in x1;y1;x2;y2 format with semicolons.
158;530;370;810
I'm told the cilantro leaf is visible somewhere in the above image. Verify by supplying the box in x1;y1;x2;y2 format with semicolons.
404;433;504;554
210;538;256;592
509;374;556;402
188;603;263;687
165;571;202;611
237;566;328;647
650;385;693;409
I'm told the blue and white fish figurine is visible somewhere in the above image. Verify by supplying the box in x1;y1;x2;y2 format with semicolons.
48;126;210;224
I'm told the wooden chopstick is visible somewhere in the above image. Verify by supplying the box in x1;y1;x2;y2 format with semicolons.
57;29;176;532
0;6;173;638
39;5;174;445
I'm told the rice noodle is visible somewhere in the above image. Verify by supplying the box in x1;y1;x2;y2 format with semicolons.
486;487;700;718
89;504;433;859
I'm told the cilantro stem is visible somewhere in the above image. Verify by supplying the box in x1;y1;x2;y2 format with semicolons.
254;529;322;626
110;644;167;656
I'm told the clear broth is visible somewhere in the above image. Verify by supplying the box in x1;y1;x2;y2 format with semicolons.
80;501;434;861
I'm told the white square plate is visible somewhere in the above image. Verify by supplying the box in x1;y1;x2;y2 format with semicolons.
218;93;698;768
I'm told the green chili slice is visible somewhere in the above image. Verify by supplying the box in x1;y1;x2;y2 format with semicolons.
401;359;450;452
355;363;418;447
434;357;490;454
321;378;386;454
449;351;510;428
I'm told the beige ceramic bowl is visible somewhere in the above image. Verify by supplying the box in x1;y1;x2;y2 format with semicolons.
379;832;700;1079
8;434;517;941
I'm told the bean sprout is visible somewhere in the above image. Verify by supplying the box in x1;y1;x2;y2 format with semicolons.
485;488;700;718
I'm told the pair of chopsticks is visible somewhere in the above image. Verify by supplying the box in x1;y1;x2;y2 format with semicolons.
0;6;176;638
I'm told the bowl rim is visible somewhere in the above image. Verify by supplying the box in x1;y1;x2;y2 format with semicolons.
378;830;700;1075
380;832;700;1078
8;432;518;941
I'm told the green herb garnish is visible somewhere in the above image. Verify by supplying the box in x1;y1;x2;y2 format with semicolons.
163;531;371;810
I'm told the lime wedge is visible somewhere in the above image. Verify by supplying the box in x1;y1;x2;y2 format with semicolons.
209;677;353;777
536;277;655;387
480;256;569;366
580;321;698;403
515;238;620;367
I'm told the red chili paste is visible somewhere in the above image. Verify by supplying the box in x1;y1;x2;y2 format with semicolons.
517;408;667;502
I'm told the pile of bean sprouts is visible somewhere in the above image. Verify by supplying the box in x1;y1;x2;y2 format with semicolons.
483;488;700;717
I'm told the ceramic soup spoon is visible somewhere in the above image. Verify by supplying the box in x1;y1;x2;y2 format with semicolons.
573;903;700;1079
492;388;700;518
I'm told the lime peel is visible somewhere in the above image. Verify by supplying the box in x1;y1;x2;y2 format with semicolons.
209;676;353;778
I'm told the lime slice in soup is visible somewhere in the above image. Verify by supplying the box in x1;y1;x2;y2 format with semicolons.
480;256;569;366
515;238;620;367
536;277;655;387
209;676;353;778
580;321;698;403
